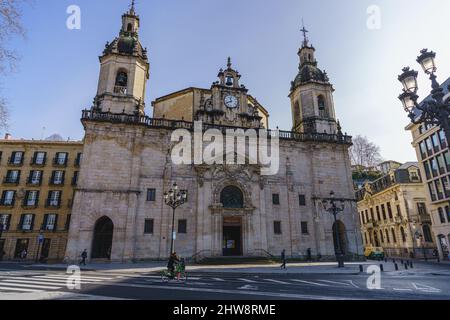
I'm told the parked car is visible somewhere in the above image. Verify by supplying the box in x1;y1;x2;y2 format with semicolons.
364;246;385;260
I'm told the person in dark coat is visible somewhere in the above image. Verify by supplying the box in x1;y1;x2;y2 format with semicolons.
280;249;286;269
79;249;88;266
306;248;312;262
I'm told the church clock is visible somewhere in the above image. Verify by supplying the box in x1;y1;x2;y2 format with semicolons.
224;94;239;109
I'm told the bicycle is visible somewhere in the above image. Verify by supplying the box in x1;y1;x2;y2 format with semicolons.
161;265;188;283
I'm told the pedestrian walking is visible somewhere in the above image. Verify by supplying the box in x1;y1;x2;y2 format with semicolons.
79;249;88;266
280;249;286;269
306;248;312;262
20;249;27;260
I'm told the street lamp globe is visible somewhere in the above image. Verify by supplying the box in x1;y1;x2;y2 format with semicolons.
417;49;437;75
398;91;417;113
398;67;419;93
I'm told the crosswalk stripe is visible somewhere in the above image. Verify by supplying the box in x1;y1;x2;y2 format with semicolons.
31;276;101;283
0;286;43;293
264;279;290;285
0;281;61;290
239;278;258;283
318;280;351;286
291;280;329;286
212;278;225;282
31;275;105;282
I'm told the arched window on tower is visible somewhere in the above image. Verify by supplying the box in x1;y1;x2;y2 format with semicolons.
114;71;128;95
225;75;234;87
127;23;133;32
318;95;327;118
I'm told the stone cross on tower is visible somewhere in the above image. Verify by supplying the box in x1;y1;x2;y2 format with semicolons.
300;20;309;47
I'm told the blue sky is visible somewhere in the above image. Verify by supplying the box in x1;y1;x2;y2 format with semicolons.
3;0;450;163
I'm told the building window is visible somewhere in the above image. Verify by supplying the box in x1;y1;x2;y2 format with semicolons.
1;191;15;206
75;153;83;166
387;203;393;219
146;188;156;202
423;224;433;242
437;207;446;223
65;214;71;230
32;152;46;165
272;194;280;205
4;170;20;184
301;221;308;235
439;130;447;149
376;206;381;221
115;71;128;94
23;191;39;207
28;170;43;185
442;177;450;198
446;206;450;222
9;151;24;165
385;229;390;243
43;214;57;231
72;171;79;186
144;219;154;234
47;191;61;207
419;141;427;160
444;151;450;171
178;219;187;234
425;138;433;157
273;221;282;235
400;227;406;242
430;158;439;177
50;171;65;185
435;179;444;200
381;204;386;220
431;133;441;152
391;229;397;243
417;202;427;216
396;205;401;217
423;162;431;180
220;186;244;208
298;194;306;206
20;214;35;231
54;152;68;166
370;208;374;221
428;182;437;201
0;214;11;231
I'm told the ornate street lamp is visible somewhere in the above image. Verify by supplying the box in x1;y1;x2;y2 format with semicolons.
322;191;346;268
398;49;450;144
164;183;187;256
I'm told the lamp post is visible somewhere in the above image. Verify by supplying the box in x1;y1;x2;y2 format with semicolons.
35;229;44;263
398;49;450;145
322;191;346;268
164;183;187;256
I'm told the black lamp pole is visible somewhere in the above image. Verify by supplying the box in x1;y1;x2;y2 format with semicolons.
164;183;187;256
398;49;450;148
322;191;346;268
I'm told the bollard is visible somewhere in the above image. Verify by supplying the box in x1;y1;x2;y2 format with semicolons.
404;263;408;270
380;264;384;272
359;265;363;273
394;263;399;271
437;257;440;263
409;261;413;268
400;259;404;264
384;258;388;263
392;259;396;264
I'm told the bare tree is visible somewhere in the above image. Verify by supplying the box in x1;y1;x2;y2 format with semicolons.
349;135;383;169
0;0;31;132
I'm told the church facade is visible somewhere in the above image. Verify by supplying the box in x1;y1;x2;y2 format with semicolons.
65;5;363;262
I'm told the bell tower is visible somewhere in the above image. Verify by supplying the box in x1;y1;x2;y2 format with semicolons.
289;25;337;134
94;1;150;115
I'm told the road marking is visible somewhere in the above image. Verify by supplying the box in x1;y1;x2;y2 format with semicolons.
291;280;329;286
238;285;258;291
212;278;225;282
263;279;290;285
317;280;351;286
0;281;61;290
346;280;360;288
239;278;258;283
31;275;105;282
393;288;413;291
0;286;43;293
0;276;98;285
412;283;441;293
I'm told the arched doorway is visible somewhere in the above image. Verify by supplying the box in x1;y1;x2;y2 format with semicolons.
91;216;114;259
332;220;347;255
220;186;244;256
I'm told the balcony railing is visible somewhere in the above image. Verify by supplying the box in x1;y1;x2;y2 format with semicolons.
81;110;353;145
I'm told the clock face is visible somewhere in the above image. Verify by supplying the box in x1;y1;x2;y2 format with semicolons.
224;95;239;108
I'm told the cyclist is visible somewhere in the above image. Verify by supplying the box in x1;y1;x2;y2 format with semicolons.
176;257;186;281
167;252;179;279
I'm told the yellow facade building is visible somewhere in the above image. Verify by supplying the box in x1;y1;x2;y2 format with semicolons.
0;137;83;262
356;162;436;259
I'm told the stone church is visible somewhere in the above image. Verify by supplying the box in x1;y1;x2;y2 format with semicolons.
65;4;362;262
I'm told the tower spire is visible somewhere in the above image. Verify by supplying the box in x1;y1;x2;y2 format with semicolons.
130;0;136;15
300;19;309;47
227;56;232;69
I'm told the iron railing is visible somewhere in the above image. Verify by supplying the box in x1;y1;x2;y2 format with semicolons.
81;109;353;145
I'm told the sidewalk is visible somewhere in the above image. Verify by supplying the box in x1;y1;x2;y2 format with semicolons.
16;259;450;276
